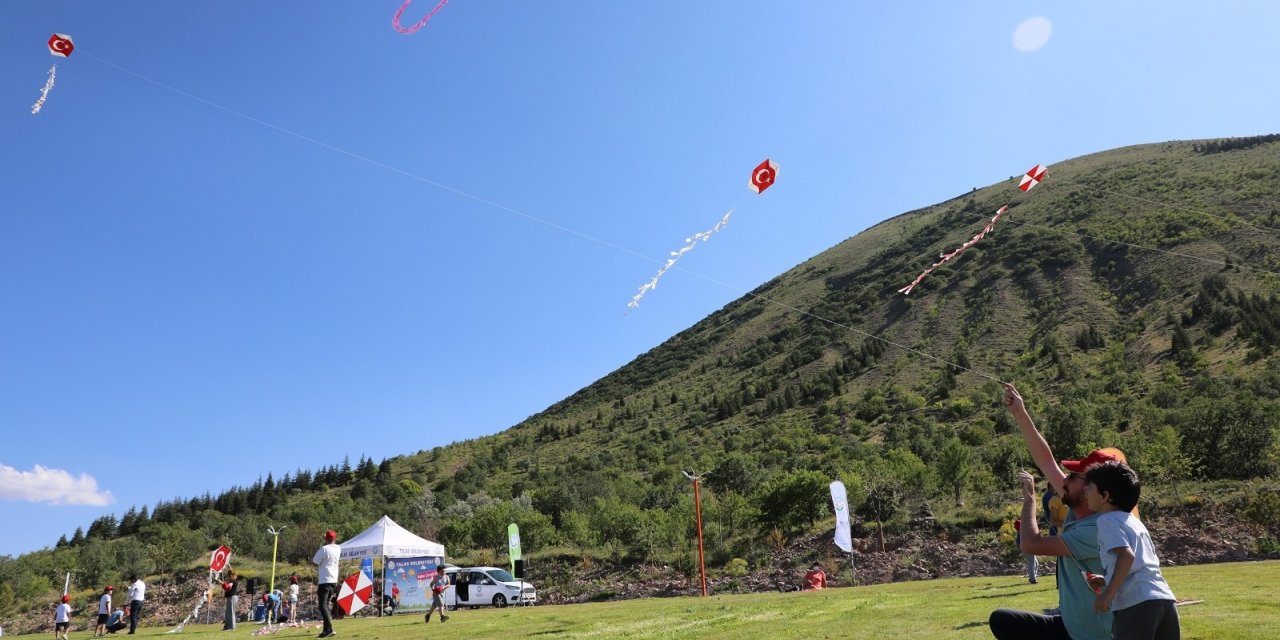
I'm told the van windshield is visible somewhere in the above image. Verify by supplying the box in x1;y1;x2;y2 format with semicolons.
488;569;516;583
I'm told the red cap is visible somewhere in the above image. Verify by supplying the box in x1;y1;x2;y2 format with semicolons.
62;595;70;603
105;585;113;591
324;530;338;541
1061;449;1119;473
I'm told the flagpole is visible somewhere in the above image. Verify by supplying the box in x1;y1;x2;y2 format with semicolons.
682;470;710;597
266;526;285;624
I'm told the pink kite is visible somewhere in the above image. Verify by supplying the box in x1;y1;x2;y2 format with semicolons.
1019;164;1047;192
392;0;451;34
898;205;1008;295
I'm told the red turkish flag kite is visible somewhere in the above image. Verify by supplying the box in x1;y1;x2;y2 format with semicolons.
748;159;779;194
48;34;74;58
210;546;232;572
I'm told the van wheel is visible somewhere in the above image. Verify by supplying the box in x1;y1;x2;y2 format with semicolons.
492;594;507;608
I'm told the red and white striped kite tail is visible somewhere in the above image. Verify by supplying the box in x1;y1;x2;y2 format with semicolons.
898;205;1008;295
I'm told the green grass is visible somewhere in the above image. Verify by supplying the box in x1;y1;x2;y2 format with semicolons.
105;560;1278;639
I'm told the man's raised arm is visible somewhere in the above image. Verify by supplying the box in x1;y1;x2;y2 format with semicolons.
1003;383;1067;495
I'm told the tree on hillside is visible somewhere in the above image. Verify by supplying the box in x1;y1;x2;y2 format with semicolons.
937;438;973;506
859;481;903;552
756;470;830;533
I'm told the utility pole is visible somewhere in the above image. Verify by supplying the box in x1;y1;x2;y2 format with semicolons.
682;470;709;596
266;525;285;624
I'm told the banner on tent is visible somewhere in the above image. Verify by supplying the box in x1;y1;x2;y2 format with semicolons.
383;556;445;610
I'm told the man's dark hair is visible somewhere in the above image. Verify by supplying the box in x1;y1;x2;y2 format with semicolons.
129;575;137;582
1085;460;1140;512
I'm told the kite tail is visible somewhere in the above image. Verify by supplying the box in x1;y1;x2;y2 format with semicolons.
392;0;451;34
898;205;1008;295
30;64;56;115
628;209;734;311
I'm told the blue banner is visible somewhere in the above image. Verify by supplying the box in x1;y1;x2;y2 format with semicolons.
383;556;445;610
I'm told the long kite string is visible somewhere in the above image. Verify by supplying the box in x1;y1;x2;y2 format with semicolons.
78;53;1277;386
392;0;451;34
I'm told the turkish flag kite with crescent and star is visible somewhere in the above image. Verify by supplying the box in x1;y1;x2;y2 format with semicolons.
210;546;232;572
337;570;374;615
748;159;779;194
48;34;74;57
1018;164;1047;192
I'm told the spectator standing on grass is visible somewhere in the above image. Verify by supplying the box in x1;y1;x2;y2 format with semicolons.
126;575;145;634
94;585;113;638
54;594;72;640
1014;519;1038;584
222;569;240;631
1084;461;1180;640
313;530;342;638
288;575;300;621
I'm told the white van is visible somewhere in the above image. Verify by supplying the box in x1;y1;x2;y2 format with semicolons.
443;566;536;608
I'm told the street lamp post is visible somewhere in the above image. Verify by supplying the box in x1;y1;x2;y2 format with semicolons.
682;470;709;597
266;525;285;624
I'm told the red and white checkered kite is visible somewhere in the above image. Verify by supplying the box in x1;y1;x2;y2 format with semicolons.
337;570;374;615
1018;164;1047;192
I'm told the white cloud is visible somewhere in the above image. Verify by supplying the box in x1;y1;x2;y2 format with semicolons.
1013;17;1053;53
0;464;114;506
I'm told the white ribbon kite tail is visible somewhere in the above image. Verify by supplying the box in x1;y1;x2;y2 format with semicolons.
628;209;734;311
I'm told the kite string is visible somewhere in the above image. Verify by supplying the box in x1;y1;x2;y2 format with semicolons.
392;0;451;34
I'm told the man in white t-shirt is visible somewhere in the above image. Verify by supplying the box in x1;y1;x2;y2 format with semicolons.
55;595;72;640
312;530;341;638
126;575;146;634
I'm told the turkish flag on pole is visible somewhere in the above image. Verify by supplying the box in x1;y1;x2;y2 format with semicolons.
748;159;779;194
210;546;232;572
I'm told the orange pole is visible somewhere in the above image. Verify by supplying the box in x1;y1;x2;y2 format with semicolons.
693;478;707;596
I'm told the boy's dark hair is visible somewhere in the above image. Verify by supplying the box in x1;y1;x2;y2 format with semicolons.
1085;460;1141;512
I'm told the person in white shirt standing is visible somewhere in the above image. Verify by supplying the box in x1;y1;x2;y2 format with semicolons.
312;530;341;639
95;585;113;638
287;575;300;621
126;575;146;634
54;595;72;640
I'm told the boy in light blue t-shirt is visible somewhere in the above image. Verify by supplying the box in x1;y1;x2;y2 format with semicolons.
1083;461;1180;640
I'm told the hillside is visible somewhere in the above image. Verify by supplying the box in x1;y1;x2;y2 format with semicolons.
4;135;1280;627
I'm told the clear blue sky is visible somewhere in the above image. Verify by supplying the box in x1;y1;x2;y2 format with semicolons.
2;1;1277;556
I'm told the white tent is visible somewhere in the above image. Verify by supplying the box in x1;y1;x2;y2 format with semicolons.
339;515;445;560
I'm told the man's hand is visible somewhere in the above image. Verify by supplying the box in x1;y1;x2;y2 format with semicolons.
1003;383;1025;413
1094;592;1115;614
1017;470;1036;498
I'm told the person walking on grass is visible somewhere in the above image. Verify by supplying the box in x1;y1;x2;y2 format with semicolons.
1083;461;1180;640
423;565;450;624
222;569;240;631
94;585;113;638
313;530;341;638
54;595;71;640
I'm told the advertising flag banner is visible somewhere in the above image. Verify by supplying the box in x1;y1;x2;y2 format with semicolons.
508;523;522;574
830;481;853;553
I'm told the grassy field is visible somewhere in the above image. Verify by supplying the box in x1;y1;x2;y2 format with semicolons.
82;560;1278;639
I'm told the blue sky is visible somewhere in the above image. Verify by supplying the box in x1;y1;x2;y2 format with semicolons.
2;1;1277;557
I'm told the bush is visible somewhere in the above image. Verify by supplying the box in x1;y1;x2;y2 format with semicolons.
723;558;749;577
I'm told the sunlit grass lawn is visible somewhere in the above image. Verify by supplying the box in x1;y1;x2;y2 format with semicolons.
123;560;1276;639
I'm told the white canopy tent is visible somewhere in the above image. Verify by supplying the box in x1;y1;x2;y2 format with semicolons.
340;515;445;560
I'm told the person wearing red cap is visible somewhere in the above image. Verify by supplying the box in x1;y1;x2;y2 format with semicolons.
312;530;341;638
95;586;113;637
54;594;72;640
988;384;1116;640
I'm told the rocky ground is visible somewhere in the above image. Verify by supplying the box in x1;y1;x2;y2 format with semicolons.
4;501;1275;635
